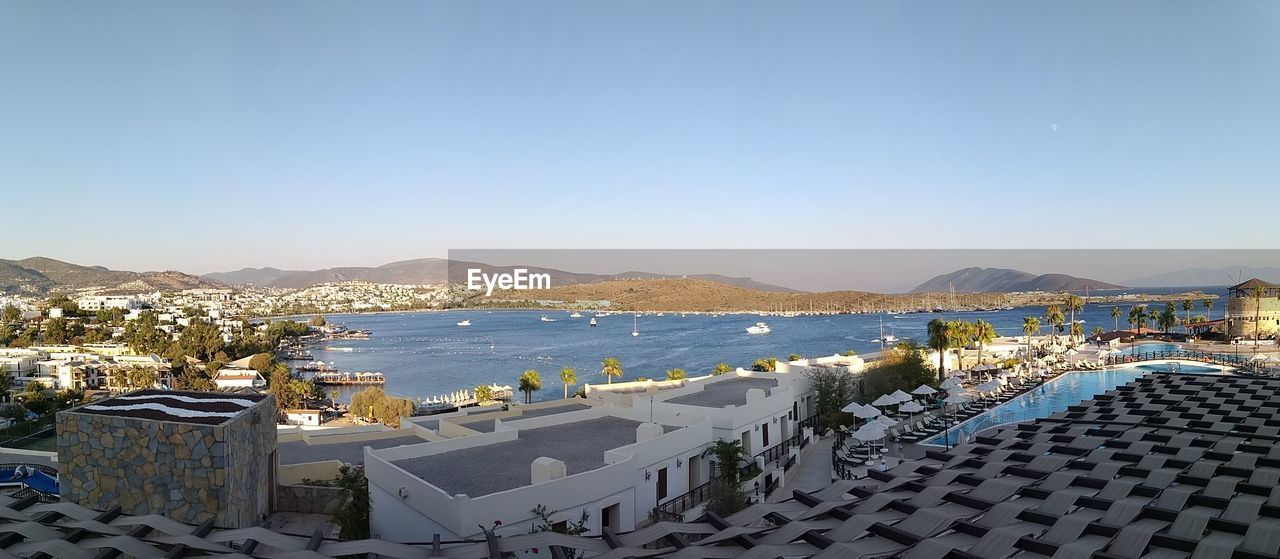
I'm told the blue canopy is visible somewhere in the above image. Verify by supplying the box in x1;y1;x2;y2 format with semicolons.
21;470;58;495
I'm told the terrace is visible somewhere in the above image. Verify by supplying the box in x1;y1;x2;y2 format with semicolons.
665;377;779;408
391;417;669;496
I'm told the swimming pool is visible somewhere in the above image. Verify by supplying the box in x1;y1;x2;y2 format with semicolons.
1113;342;1180;356
922;367;1220;446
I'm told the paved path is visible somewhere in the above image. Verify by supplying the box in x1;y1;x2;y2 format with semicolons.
767;436;833;502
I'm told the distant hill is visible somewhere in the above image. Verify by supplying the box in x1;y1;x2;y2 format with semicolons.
0;257;221;295
202;259;797;292
484;278;870;312
911;267;1122;293
1125;266;1280;288
202;267;304;286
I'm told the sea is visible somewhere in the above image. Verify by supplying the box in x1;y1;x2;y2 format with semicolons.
300;286;1229;404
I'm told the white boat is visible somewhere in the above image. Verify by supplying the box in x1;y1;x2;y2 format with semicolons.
569;312;583;318
632;314;639;337
878;317;897;345
456;320;471;327
590;318;597;327
656;312;665;317
541;315;557;322
746;322;771;335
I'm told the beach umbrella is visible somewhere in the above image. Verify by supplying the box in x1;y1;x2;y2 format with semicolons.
871;394;899;407
944;394;969;406
890;389;914;403
854;405;881;419
912;384;937;396
900;401;925;415
1251;354;1271;362
840;401;869;415
940;377;963;390
852;423;885;443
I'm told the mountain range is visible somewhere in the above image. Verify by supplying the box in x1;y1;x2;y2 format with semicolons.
1124;266;1280;288
0;257;218;295
911;267;1123;293
202;259;799;292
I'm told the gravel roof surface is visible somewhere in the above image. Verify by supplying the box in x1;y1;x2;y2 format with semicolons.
279;435;428;465
666;377;779;408
392;417;648;496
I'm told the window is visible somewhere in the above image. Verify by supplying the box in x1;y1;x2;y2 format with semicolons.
657;467;668;501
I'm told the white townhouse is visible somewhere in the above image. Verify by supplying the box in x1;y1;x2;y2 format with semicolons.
364;402;712;542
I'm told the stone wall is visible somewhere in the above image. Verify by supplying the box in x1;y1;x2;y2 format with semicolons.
1228;295;1280;338
56;394;277;528
276;483;348;515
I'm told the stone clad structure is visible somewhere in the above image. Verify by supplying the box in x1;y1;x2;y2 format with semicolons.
1227;278;1280;340
56;389;277;528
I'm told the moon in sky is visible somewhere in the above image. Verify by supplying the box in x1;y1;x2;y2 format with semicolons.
1050;123;1059;132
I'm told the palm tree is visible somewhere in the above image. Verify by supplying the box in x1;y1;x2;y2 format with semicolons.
712;362;732;375
1203;298;1215;323
1022;317;1040;369
601;357;623;384
1070;321;1084;343
1065;295;1085;345
560;367;576;399
666;368;686;380
1159;302;1178;333
1111;306;1122;332
518;369;542;404
927;319;950;380
973;319;997;365
1045;305;1065;346
1092;326;1105;339
1128;306;1148;349
1181;299;1194;333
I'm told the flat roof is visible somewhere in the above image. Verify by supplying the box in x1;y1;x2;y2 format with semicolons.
72;389;266;426
392;417;663;496
279;434;428;465
453;402;591;433
665;377;779;408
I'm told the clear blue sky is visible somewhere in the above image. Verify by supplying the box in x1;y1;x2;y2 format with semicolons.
2;1;1278;274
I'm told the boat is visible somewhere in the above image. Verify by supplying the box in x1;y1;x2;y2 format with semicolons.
746;322;771;335
456;320;471;327
540;315;557;322
656;312;665;317
569;312;583;318
632;314;639;337
589;318;597;327
878;317;897;346
297;361;337;372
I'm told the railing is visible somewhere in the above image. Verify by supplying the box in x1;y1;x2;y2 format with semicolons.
797;415;818;431
1105;349;1252;370
754;433;803;466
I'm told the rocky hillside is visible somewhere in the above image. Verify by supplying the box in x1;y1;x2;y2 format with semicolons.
0;257;222;295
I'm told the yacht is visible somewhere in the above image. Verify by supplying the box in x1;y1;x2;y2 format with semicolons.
456;319;471;327
589;317;597;327
632;314;639;337
540;315;557;322
746;322;771;335
569;312;583;318
878;317;897;345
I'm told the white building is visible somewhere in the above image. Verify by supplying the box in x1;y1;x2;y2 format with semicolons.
365;402;712;541
213;367;266;389
75;295;141;312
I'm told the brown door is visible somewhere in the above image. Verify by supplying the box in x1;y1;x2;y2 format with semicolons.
762;423;770;447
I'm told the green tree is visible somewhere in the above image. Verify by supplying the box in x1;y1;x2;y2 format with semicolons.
712;362;733;376
349;386;414;427
560;366;577;399
248;353;275;373
805;364;857;430
787;353;803;362
1092;325;1105;338
972;319;997;365
1127;305;1148;348
1065;295;1085;345
1159;302;1178;333
475;384;495;403
125;366;158;390
926;319;949;379
750;356;778;372
1045;305;1065;345
1022;316;1040;367
1111;305;1122;332
518;369;542;404
1181;299;1194;333
601;357;623;384
1;306;20;323
665;368;686;381
703;439;749;516
310;315;327;327
268;364;299;410
0;323;15;346
44;317;69;344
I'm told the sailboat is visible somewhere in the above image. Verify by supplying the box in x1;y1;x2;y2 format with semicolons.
878;316;896;346
632;314;639;337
